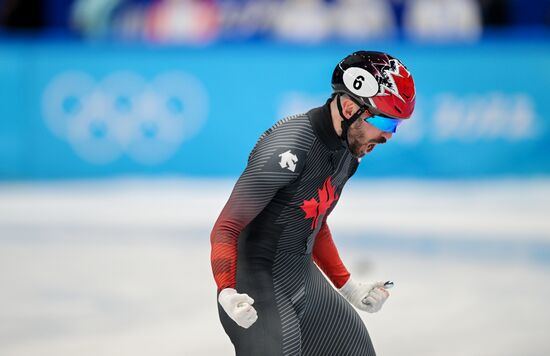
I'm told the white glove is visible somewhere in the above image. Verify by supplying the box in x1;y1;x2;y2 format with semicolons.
218;288;258;329
339;279;390;313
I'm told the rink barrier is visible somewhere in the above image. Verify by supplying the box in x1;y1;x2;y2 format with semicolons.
0;39;549;179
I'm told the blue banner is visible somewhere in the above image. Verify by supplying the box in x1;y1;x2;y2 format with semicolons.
0;40;549;179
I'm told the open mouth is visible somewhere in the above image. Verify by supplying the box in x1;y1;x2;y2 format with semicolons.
365;143;375;153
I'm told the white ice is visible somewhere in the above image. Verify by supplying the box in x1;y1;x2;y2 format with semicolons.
0;178;549;356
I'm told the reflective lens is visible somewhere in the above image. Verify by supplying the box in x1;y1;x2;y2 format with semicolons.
365;116;402;133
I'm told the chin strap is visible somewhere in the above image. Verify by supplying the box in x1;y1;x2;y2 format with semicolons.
336;94;368;146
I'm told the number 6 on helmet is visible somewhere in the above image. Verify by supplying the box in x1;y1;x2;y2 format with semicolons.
332;51;416;120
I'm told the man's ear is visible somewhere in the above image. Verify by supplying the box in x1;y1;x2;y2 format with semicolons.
341;97;357;120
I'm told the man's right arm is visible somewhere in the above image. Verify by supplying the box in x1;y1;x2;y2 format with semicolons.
210;126;307;293
210;118;311;328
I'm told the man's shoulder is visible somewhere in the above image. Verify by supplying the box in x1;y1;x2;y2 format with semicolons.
257;112;315;148
247;113;315;173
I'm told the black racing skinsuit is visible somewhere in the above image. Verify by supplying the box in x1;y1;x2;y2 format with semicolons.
211;101;376;356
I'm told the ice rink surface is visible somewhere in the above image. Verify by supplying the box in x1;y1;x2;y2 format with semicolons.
1;178;549;356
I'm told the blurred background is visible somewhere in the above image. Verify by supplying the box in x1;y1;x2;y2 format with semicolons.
1;0;549;355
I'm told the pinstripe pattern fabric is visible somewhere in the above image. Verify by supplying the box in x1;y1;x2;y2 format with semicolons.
272;138;362;355
301;260;376;356
272;253;308;355
211;115;313;291
213;103;374;356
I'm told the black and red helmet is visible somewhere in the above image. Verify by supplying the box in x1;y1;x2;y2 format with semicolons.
331;51;416;120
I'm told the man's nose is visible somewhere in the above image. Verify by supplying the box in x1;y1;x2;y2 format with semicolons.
382;132;393;141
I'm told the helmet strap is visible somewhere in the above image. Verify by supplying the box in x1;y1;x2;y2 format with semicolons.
336;94;367;146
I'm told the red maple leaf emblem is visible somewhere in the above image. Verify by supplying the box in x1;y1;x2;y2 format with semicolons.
300;177;339;229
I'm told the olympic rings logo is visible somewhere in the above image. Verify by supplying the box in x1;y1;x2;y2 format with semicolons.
41;70;209;165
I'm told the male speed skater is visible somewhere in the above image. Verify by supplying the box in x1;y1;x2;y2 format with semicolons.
211;51;416;356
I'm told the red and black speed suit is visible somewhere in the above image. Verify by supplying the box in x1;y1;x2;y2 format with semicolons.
211;101;376;356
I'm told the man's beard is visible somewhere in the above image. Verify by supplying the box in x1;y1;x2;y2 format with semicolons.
348;132;387;158
348;138;364;158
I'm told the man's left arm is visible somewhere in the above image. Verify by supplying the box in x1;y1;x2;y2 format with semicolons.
312;222;391;313
312;222;351;288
